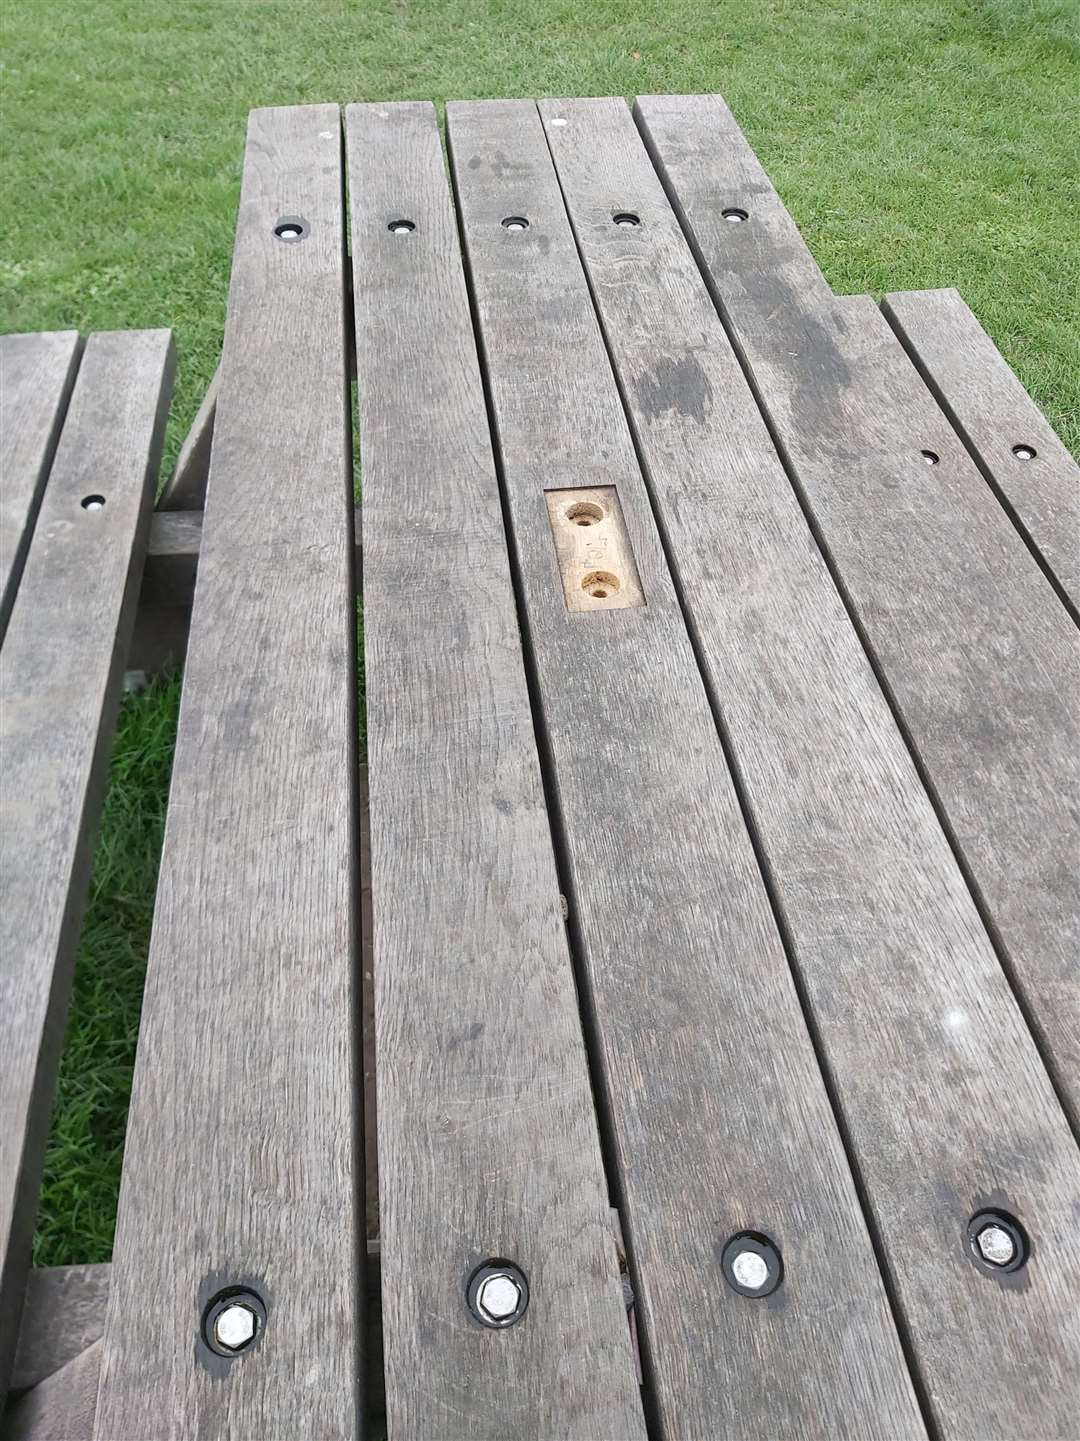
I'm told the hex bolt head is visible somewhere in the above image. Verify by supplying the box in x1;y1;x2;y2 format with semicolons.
467;1261;529;1328
967;1209;1028;1276
215;1302;258;1351
721;1231;783;1298
202;1287;267;1357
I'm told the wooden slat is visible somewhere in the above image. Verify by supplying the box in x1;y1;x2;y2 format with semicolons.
544;95;1080;1441
346;100;645;1441
446;98;923;1440
0;331;81;643
156;361;219;510
11;1265;110;1394
882;287;1080;618
0;329;174;1401
4;1340;101;1441
622;93;832;318
636;97;1080;1132
93;106;361;1440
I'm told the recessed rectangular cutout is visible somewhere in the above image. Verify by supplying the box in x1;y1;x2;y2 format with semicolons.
545;485;645;612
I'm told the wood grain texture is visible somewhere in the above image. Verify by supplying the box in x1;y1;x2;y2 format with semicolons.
156;360;219;510
623;94;832;319
346;100;645;1441
4;1340;101;1441
546;96;1080;1441
637;97;1080;1133
882;287;1080;617
0;330;81;643
0;330;173;1404
11;1265;110;1394
447;98;924;1441
93;107;361;1441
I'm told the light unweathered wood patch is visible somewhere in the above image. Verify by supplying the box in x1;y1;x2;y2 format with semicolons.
545;486;645;611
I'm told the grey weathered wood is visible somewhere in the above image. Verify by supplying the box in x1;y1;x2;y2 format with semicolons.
11;1265;110;1394
546;95;1080;1440
0;331;81;644
4;1339;101;1441
623;93;832;318
447;98;923;1440
636;96;1080;1131
882;287;1080;618
0;330;174;1404
93;107;361;1440
155;360;219;510
346;100;645;1441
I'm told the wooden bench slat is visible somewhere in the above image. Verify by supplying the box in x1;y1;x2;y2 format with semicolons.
346;99;645;1441
155;362;220;512
635;100;1080;1126
0;330;174;1401
546;95;1080;1441
0;331;81;643
4;1339;101;1441
882;287;1080;618
446;97;924;1441
10;1265;110;1395
93;107;361;1440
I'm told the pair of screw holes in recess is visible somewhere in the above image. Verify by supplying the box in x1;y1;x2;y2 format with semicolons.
564;501;622;601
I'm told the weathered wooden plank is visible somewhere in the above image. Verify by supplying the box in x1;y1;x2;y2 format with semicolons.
346;100;645;1441
882;287;1080;617
11;1265;110;1394
156;360;219;510
446;98;923;1440
93;106;361;1440
0;330;174;1403
636;97;1080;1131
4;1340;101;1441
545;95;1080;1441
0;329;171;1406
0;331;81;644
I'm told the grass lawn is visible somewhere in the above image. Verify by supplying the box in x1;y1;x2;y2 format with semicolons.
2;0;1078;1265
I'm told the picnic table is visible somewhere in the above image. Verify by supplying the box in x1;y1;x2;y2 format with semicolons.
1;95;1078;1441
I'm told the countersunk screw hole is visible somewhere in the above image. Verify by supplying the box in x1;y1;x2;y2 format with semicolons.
721;1231;783;1298
613;211;641;227
582;569;620;599
502;216;530;231
274;216;308;242
921;450;940;465
1012;444;1036;460
566;500;604;527
81;495;106;511
722;208;749;223
388;219;416;234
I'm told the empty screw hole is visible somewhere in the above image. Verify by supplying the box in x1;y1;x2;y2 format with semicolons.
274;216;308;242
502;216;529;231
1012;444;1036;460
921;450;939;465
582;570;620;600
566;500;604;527
81;495;106;511
388;219;415;234
722;208;749;223
613;212;641;227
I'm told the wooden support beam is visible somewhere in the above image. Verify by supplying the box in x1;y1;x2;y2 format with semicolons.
155;362;219;511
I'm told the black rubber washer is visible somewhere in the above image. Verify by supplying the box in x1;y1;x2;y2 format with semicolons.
273;215;309;242
466;1260;529;1328
721;1231;783;1298
967;1210;1029;1275
202;1287;267;1357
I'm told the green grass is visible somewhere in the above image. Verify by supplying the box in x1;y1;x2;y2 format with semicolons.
3;0;1077;1262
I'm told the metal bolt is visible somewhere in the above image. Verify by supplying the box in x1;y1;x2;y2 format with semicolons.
1012;444;1036;461
731;1250;770;1291
722;208;749;223
81;495;106;511
213;1302;258;1352
388;220;415;235
976;1223;1017;1268
467;1261;529;1328
921;449;940;465
501;216;530;232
